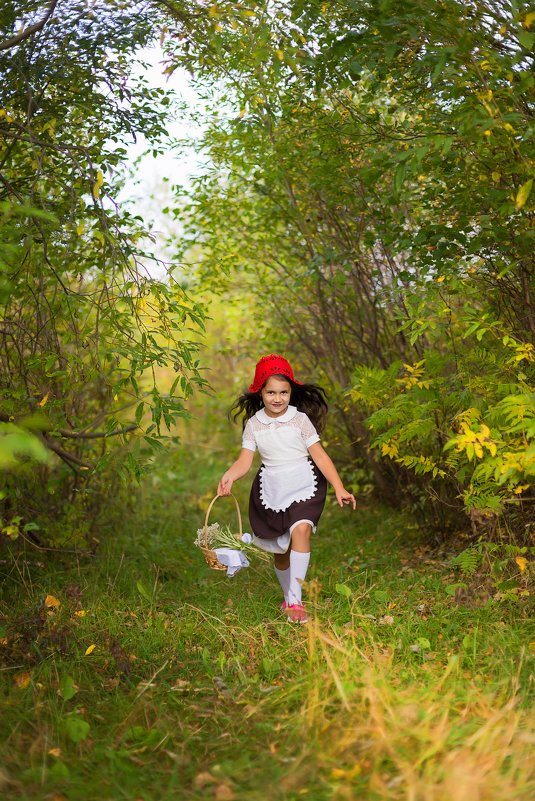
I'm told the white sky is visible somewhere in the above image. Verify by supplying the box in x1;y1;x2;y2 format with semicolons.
119;46;209;274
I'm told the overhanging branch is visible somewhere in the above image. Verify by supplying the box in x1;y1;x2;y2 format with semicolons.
57;425;138;439
0;0;59;52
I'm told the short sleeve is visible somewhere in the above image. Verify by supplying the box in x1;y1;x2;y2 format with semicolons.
242;418;257;452
300;414;320;448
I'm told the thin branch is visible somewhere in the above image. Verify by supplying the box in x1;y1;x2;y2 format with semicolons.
57;424;138;439
17;530;91;555
43;437;94;470
0;0;59;52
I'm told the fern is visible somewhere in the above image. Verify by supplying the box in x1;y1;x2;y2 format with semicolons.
453;547;482;575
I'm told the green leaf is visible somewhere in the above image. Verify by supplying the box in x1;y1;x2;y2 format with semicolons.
445;582;467;596
394;163;406;194
135;402;145;427
136;579;153;602
65;716;90;743
59;675;78;701
517;30;535;50
373;590;390;604
335;583;352;598
48;761;70;780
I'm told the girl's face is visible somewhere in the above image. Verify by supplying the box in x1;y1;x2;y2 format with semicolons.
261;376;292;418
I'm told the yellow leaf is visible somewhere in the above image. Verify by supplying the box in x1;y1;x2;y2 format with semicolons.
76;223;85;236
330;768;347;780
15;672;31;689
515;556;528;574
437;275;445;283
48;747;62;758
275;49;284;60
91;169;104;200
239;108;246;118
515;179;533;210
513;484;530;495
330;764;361;780
208;4;218;17
84;644;96;656
38;393;49;407
499;24;507;34
523;11;535;28
45;594;61;608
491;171;501;182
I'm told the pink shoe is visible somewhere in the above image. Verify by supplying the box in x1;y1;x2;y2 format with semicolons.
280;601;288;611
286;603;308;623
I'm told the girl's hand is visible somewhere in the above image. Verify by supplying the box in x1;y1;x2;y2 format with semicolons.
336;487;357;509
218;473;233;496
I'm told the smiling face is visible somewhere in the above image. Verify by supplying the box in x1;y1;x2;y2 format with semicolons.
260;375;292;418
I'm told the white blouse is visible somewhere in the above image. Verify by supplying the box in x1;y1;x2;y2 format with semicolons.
242;406;320;512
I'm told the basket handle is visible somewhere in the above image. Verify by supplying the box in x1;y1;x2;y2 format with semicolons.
204;493;243;549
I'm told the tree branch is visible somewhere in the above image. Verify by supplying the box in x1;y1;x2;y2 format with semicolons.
57;424;138;439
43;438;94;470
0;0;59;51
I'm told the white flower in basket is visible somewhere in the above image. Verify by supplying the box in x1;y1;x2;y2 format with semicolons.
195;494;267;575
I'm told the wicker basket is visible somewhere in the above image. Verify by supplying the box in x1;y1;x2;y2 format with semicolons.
201;493;243;571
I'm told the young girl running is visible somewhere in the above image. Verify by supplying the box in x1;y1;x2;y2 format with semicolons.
218;354;356;622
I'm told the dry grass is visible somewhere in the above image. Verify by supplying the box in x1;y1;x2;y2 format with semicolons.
285;604;535;801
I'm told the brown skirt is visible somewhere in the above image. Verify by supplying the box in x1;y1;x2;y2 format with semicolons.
248;459;327;540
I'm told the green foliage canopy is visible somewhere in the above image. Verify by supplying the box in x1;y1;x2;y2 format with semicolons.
162;0;534;534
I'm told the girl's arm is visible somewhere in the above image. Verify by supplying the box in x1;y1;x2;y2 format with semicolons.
308;442;357;509
218;448;255;496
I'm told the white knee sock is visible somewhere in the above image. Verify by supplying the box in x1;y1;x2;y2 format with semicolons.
274;566;291;603
288;551;310;606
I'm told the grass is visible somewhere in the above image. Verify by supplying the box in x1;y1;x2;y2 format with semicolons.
0;446;534;801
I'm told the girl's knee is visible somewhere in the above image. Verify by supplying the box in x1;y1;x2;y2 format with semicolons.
291;523;311;550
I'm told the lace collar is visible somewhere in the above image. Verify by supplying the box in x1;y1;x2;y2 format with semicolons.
255;405;298;425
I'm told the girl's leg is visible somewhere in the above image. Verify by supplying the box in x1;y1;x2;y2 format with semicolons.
288;522;311;607
274;552;290;570
273;552;291;605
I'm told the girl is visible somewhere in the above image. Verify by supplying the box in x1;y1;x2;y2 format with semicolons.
218;354;356;623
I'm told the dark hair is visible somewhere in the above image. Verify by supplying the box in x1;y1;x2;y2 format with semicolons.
230;374;328;433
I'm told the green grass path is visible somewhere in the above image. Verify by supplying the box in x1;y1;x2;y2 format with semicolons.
1;452;534;800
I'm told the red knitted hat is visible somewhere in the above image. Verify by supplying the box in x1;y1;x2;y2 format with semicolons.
248;355;302;393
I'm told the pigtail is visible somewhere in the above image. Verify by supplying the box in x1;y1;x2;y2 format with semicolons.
230;392;263;430
291;383;328;433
